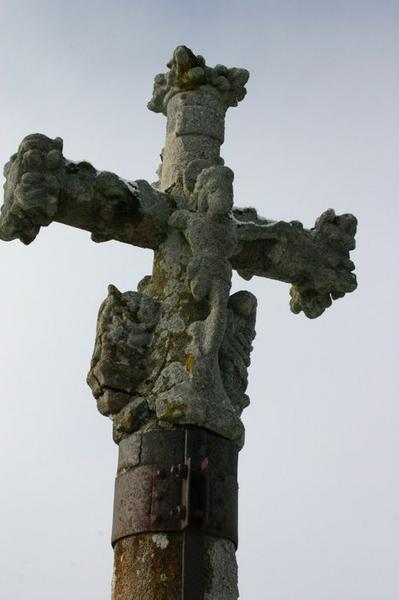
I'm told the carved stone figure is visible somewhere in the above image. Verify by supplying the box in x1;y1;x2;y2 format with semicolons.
0;46;357;600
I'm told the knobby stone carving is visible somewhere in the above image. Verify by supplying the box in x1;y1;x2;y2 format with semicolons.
1;44;358;599
0;46;357;449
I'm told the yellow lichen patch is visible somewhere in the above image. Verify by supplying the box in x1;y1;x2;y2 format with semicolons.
159;400;186;420
185;353;195;371
113;534;182;599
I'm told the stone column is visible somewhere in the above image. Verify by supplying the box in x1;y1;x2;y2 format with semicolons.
108;46;250;600
160;87;226;191
111;429;239;600
0;43;358;600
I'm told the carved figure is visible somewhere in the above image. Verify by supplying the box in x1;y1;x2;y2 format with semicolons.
0;45;357;449
0;45;358;600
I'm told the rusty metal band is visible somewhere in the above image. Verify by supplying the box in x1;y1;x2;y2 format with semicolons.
111;427;239;548
182;428;214;600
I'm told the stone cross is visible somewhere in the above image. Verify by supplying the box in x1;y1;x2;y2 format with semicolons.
0;46;357;600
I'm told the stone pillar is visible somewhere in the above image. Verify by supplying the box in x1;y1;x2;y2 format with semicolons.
160;88;226;191
111;428;239;600
112;534;183;600
112;534;238;600
108;46;250;600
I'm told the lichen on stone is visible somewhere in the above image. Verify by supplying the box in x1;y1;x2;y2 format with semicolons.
148;45;249;115
1;45;359;600
0;134;64;244
87;284;159;421
1;46;358;450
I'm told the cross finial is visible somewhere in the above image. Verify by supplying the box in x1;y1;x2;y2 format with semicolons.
148;45;250;115
148;46;249;192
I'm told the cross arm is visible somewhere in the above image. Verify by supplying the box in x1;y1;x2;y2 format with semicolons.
0;134;169;249
230;207;357;318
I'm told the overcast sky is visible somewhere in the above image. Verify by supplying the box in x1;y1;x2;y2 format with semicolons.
0;1;398;599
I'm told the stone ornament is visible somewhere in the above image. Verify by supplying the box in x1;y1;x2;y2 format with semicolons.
0;45;357;449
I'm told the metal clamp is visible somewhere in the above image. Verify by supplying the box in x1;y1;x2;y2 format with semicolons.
111;427;239;547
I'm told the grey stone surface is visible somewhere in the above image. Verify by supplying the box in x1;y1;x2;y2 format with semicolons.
230;206;357;318
148;45;249;115
0;46;358;444
1;134;64;244
86;166;256;446
87;284;159;416
204;537;238;600
0;134;169;248
220;291;257;416
0;45;358;600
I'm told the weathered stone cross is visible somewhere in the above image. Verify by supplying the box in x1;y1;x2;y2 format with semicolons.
1;46;357;599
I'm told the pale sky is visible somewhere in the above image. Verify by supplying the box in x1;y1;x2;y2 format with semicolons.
0;1;398;599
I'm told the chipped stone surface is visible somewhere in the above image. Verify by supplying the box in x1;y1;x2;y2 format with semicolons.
231;206;357;318
220;291;257;416
112;533;238;600
0;134;169;248
148;45;249;116
154;165;244;443
87;284;159;418
85;165;256;447
152;533;170;550
0;40;357;454
204;538;238;600
1;134;65;244
0;45;358;600
112;534;182;600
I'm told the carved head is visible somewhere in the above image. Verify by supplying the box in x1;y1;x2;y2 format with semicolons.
191;165;234;217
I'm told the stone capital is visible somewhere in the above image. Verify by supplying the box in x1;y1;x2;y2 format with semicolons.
147;46;249;116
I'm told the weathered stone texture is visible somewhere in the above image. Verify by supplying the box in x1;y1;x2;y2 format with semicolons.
204;537;238;600
148;45;249;116
220;291;257;416
231;206;357;318
0;134;169;248
85;164;259;447
112;534;182;600
112;534;238;600
0;47;358;442
0;45;358;600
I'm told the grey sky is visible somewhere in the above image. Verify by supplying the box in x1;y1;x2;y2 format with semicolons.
0;1;398;598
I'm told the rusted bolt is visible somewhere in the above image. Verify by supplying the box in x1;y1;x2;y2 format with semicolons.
169;505;187;520
170;464;188;479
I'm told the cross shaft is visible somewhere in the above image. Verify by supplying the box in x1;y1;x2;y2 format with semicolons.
0;46;357;600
